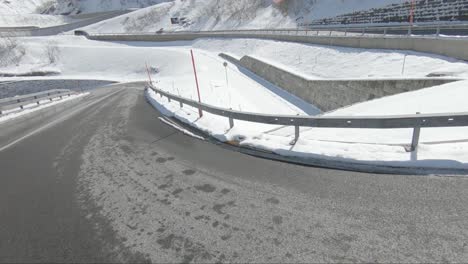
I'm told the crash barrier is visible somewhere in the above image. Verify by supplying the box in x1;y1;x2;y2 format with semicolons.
0;89;75;115
86;25;468;61
147;84;468;152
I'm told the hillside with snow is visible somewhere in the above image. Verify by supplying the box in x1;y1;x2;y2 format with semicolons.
83;0;403;32
0;0;169;27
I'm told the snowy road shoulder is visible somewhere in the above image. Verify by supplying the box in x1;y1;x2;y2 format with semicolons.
146;88;468;174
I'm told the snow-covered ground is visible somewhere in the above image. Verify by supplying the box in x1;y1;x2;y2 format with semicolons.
4;36;468;81
0;0;50;14
0;0;168;27
192;38;468;79
0;0;70;27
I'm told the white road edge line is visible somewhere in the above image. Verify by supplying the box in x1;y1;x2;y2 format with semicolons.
158;116;205;141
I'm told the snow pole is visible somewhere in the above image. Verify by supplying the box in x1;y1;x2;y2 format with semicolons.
145;62;153;86
190;49;203;118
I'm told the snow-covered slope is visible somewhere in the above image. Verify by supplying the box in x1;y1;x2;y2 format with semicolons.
0;0;170;15
0;0;170;26
0;0;50;14
192;38;468;79
83;0;404;33
39;0;172;15
0;0;407;30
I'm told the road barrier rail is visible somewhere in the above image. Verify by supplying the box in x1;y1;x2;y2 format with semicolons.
0;89;75;115
87;22;468;38
148;84;468;152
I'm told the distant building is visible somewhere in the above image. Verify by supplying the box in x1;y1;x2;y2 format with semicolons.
303;0;468;26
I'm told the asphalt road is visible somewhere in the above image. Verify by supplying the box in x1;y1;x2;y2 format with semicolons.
1;83;468;263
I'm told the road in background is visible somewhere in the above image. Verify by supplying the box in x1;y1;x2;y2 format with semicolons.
0;83;467;262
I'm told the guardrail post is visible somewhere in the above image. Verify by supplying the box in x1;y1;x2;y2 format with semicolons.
344;28;347;36
407;26;412;36
383;28;387;36
362;28;365;36
290;126;300;145
179;101;183;108
436;26;440;36
410;112;421;152
168;97;171;102
229;117;234;129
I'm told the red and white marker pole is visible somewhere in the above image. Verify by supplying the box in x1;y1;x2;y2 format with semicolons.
190;49;203;118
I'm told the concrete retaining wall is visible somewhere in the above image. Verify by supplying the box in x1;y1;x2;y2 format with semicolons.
88;32;468;61
220;53;458;112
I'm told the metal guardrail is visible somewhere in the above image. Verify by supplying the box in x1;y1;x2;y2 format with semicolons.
87;22;468;38
0;89;70;107
147;85;468;152
0;90;75;115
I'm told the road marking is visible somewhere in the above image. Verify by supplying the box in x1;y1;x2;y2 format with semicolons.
158;116;205;141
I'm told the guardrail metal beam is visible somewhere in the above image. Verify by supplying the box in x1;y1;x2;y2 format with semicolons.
87;22;468;38
0;91;75;115
0;89;70;107
148;85;468;151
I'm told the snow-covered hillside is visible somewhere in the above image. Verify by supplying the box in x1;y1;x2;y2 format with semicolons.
38;0;172;15
0;0;169;15
0;0;409;30
0;0;169;27
0;0;50;14
83;0;403;33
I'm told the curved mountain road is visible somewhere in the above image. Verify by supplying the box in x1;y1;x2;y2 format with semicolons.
0;83;467;263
